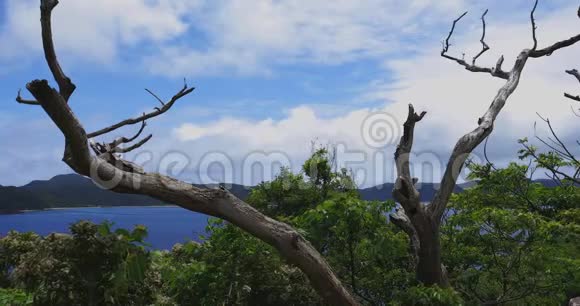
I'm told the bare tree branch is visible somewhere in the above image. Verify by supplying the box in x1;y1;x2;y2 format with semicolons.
570;105;580;117
27;80;92;173
393;104;425;209
86;119;151;173
390;105;452;286
530;0;539;50
528;6;580;58
527;113;580;184
430;2;580;221
529;33;580;58
145;88;165;106
87;84;194;138
16;89;40;105
441;10;509;79
442;11;468;55
564;69;580;101
429;50;531;221
564;93;580;102
112;134;153;154
536;113;579;164
520;140;580;184
472;9;490;65
39;0;76;102
566;69;580;83
483;134;497;170
110;119;147;148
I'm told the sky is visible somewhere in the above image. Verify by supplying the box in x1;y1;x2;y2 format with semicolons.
0;0;579;187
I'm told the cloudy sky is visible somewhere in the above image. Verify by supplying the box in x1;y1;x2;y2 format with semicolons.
0;0;579;187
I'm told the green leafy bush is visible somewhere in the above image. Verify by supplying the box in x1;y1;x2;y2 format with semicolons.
395;285;463;306
1;221;154;306
0;288;33;306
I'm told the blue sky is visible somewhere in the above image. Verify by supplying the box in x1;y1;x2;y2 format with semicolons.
1;0;579;186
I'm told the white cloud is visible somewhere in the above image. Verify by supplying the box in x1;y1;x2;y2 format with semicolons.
146;0;469;76
1;0;469;74
173;106;375;152
2;1;578;187
0;0;199;64
163;3;580;186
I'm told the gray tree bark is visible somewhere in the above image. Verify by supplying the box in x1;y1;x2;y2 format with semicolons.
390;3;580;287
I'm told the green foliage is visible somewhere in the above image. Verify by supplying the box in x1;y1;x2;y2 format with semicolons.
0;232;41;288
443;162;580;305
2;146;579;305
518;137;580;185
297;194;414;303
0;221;154;306
394;285;464;306
302;147;358;193
154;220;320;306
247;167;321;217
152;148;415;305
0;288;33;306
248;147;357;219
302;148;334;187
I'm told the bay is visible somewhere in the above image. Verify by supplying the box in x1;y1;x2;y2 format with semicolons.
0;206;209;249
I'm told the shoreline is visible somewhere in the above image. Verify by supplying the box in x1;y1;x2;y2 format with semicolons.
0;204;179;215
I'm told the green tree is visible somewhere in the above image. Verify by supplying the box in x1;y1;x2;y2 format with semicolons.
155;149;439;305
442;162;580;304
154;220;320;306
296;194;414;304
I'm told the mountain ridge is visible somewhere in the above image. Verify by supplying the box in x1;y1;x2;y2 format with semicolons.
0;174;558;213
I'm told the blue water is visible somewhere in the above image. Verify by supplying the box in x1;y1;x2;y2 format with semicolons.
0;207;210;249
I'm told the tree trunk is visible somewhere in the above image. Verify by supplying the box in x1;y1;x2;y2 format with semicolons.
415;224;446;286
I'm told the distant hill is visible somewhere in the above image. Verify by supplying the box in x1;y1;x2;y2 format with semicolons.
359;182;466;202
0;174;250;213
0;174;563;213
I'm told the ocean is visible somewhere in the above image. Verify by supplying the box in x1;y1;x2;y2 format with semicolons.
0;206;210;249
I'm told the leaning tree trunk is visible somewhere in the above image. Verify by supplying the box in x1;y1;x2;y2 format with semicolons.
15;1;359;305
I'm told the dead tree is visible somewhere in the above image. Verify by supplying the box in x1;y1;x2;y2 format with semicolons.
390;1;580;286
16;1;357;305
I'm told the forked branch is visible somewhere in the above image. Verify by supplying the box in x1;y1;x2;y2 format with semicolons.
393;104;426;207
472;9;490;65
430;49;531;221
528;3;580;58
110;119;147;148
113;134;153;154
441;10;509;80
430;1;580;221
40;0;76;102
87;82;194;138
